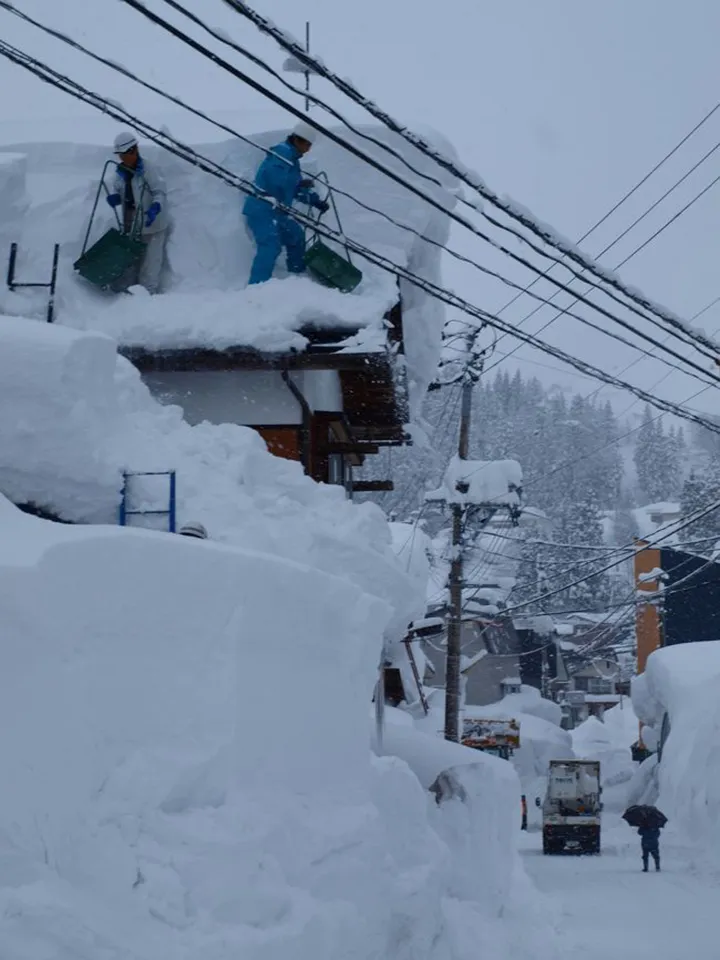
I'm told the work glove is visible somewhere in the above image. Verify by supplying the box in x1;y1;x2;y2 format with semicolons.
315;199;330;215
106;193;122;208
298;178;313;189
145;201;161;228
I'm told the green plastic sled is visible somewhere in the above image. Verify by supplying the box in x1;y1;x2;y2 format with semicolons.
304;238;363;293
74;160;148;292
303;171;363;294
73;228;147;291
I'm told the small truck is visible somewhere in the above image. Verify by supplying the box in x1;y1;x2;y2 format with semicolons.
541;759;601;854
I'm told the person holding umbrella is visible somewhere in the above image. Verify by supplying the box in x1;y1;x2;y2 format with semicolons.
622;804;667;872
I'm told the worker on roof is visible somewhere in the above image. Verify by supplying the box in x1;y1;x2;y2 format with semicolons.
243;121;329;285
105;131;170;294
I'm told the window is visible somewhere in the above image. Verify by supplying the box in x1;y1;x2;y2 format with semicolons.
328;453;345;485
588;678;613;695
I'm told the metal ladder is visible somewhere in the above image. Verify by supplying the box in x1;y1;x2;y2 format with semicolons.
6;242;60;323
119;470;176;532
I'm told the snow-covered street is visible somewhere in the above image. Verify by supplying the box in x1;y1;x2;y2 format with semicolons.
521;817;718;960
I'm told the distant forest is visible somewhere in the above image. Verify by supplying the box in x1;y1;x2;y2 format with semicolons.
357;369;720;612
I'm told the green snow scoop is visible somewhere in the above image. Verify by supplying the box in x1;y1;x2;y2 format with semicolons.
304;172;362;294
74;160;147;292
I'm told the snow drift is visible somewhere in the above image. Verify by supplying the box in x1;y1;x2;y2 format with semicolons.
0;312;548;956
571;711;636;799
632;642;720;853
0;499;542;959
0;314;424;641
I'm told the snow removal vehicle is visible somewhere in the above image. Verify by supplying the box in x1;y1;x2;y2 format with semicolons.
461;717;520;760
541;759;601;855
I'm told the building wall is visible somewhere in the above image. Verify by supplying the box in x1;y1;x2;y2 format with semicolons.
660;547;720;645
142;369;342;427
425;621;521;708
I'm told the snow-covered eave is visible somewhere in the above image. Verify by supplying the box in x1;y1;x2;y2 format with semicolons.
123;334;409;445
120;335;390;370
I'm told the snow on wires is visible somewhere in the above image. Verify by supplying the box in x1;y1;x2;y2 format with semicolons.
3;36;720;442
215;0;720;362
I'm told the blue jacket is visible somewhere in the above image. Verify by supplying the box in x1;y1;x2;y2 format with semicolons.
243;140;320;217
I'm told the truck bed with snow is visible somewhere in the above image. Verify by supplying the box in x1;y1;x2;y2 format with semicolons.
542;759;602;855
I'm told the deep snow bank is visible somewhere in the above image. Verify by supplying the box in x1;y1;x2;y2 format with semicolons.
0;314;422;640
0;152;28;253
0;501;545;959
571;711;636;800
0;124;457;415
632;643;720;852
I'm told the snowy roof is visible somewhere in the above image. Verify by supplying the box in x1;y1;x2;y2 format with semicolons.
425;456;522;508
633;501;681;539
512;614;554;636
0;124;457;417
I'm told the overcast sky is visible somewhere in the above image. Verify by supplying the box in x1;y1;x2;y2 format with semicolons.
2;0;720;418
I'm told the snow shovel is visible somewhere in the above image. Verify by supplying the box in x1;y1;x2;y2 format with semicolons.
73;160;147;292
303;171;362;294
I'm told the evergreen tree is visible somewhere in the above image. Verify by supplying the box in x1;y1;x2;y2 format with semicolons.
634;408;678;503
679;468;720;554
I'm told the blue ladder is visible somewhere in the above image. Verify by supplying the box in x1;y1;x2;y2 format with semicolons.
119;470;176;532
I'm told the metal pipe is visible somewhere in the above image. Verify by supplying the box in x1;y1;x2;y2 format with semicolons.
47;243;60;323
281;369;312;474
6;242;17;289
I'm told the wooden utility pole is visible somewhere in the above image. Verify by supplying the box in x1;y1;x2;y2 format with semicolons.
444;326;485;742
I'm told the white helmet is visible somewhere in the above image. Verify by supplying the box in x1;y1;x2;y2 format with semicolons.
113;130;138;154
290;120;318;145
178;521;208;540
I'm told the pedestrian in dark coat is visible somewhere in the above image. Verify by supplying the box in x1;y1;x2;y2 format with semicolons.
638;825;661;872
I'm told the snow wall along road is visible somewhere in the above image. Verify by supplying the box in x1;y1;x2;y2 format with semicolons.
0;499;547;960
633;642;720;860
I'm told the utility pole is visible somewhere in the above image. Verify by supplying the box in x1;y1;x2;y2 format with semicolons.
304;22;311;113
282;20;313;113
443;325;486;742
537;553;550;699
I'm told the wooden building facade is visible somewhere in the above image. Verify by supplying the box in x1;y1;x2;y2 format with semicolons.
122;303;407;493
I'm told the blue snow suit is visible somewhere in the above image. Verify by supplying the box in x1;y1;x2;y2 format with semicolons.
638;826;661;870
243;140;323;285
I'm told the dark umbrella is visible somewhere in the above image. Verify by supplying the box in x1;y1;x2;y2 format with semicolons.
622;804;668;828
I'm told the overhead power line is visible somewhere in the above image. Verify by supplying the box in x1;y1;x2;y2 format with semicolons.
489;100;720;324
215;0;720;363
7;3;716;388
613;171;720;267
484;133;720;375
476;493;720;620
148;0;720;371
471;294;720;505
117;0;720;373
5;39;720;443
